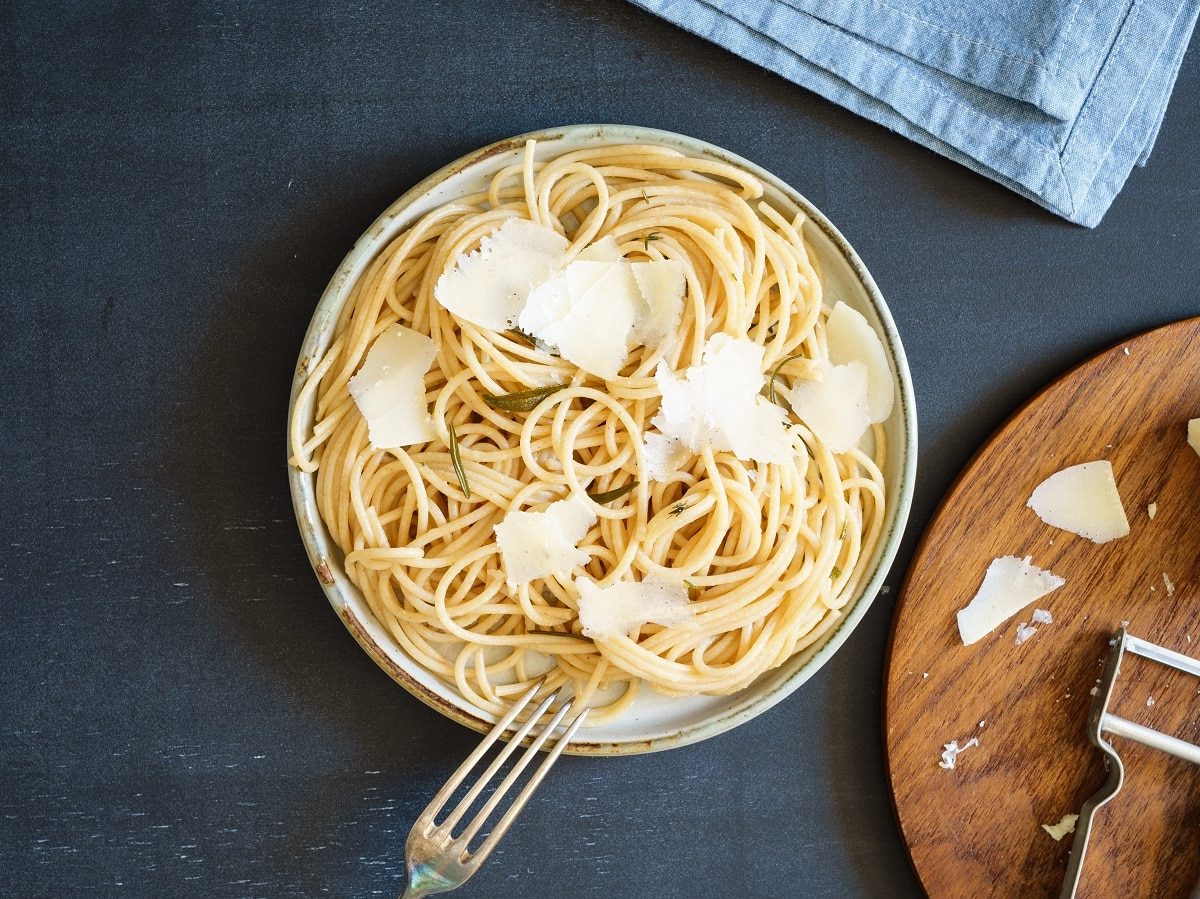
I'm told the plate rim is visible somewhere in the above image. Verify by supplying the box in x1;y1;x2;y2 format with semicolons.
287;124;918;755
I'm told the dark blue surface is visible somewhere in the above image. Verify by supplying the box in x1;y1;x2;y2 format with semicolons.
2;2;1197;897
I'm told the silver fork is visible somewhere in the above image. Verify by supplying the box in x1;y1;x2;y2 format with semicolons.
398;682;589;898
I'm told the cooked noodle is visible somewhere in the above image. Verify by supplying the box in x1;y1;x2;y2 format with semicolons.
289;141;887;724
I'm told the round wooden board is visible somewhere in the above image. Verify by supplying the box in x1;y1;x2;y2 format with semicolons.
885;317;1200;899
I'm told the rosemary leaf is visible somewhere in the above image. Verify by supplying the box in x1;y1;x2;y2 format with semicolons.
766;352;806;405
586;481;638;504
838;522;847;541
503;327;536;348
831;565;842;579
643;231;663;251
483;382;568;413
668;501;689;518
447;420;471;500
684;580;702;602
504;327;557;356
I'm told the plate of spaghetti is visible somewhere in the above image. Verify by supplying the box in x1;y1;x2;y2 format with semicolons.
287;125;916;754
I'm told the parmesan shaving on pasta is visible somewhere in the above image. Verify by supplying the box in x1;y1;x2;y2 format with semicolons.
348;323;437;449
824;301;894;423
785;357;871;454
519;257;684;377
434;218;568;331
576;578;694;639
643;334;792;480
494;493;596;588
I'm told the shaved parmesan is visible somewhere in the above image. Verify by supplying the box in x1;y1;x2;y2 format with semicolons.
629;260;686;345
785;357;871;453
1042;814;1078;841
644;334;791;480
1190;419;1200;458
1027;461;1130;544
824;301;894;422
575;577;694;639
518;257;685;379
957;556;1065;646
536;262;639;378
494;493;596;588
576;235;622;263
434;218;568;331
348;324;437;449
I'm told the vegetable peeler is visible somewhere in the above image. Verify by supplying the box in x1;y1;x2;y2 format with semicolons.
1059;628;1200;899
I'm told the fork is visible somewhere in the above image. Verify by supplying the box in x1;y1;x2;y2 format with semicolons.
398;682;589;898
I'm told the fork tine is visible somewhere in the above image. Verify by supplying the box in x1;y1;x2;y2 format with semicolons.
455;701;590;858
417;679;544;828
436;689;559;833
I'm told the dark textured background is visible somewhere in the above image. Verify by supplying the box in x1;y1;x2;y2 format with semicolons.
2;2;1197;897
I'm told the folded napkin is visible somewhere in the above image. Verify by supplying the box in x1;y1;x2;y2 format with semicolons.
629;0;1200;226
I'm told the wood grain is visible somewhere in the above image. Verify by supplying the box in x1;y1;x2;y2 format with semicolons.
885;318;1200;899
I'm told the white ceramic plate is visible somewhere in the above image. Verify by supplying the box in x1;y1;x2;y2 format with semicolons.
288;125;917;755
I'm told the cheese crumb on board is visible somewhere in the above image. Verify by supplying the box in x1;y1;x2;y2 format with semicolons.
434;218;568;331
1031;608;1053;625
823;301;895;423
957;556;1066;645
1147;502;1158;520
1042;813;1079;841
494;493;596;588
938;737;979;770
1146;696;1155;707
1189;419;1200;458
1163;573;1176;596
575;577;694;639
1027;460;1130;544
1014;623;1038;646
348;323;438;449
785;357;871;453
644;334;791;480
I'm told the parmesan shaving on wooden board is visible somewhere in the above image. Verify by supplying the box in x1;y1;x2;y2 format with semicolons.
348;323;437;450
957;556;1065;645
1027;460;1130;543
575;577;694;639
643;334;792;480
493;493;595;588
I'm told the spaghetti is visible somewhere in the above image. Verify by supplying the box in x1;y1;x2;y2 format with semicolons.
289;141;887;724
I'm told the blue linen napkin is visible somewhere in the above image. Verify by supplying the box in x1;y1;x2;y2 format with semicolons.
629;0;1199;226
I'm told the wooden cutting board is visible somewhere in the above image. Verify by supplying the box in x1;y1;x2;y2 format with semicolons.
885;317;1200;898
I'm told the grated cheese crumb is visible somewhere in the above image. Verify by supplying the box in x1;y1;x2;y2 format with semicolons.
938;737;979;770
1042;814;1079;841
1146;696;1155;707
1163;573;1176;596
1147;502;1158;520
1031;608;1053;625
1014;623;1038;646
